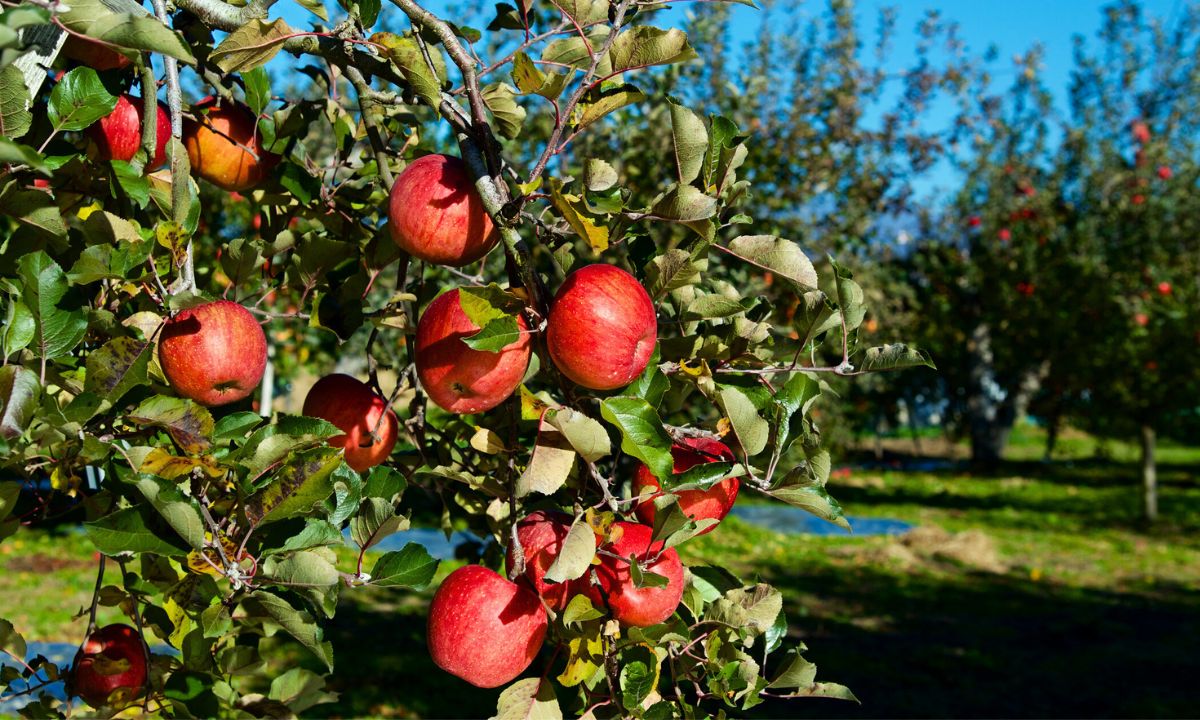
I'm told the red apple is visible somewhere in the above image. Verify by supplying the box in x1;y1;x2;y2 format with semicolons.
303;374;398;472
632;437;741;537
1157;281;1172;296
1132;194;1146;205
546;264;657;391
506;510;595;610
1131;120;1151;144
89;94;169;168
427;565;548;688
997;228;1012;242
588;521;684;628
71;624;147;708
388;154;498;266
183;98;279;192
414;288;531;414
61;35;130;71
159;300;267;406
967;215;981;228
1135;312;1150;327
1157;165;1173;180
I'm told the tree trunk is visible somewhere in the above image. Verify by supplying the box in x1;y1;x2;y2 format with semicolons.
965;324;1049;467
1043;411;1061;462
1141;423;1158;522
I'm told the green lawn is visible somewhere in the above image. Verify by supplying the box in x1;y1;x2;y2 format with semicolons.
3;423;1198;717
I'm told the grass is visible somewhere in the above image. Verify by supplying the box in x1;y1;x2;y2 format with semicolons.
2;421;1198;717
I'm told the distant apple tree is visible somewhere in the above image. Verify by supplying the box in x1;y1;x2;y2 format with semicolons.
0;0;932;716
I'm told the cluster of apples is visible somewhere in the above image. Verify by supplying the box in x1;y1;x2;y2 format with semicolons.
84;84;745;693
428;436;742;689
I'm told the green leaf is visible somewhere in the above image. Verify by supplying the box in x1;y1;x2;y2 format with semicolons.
240;591;333;670
0;618;26;662
350;497;410;551
767;648;816;690
768;464;849;530
857;343;936;372
369;543;438;588
0;184;67;237
573;85;644;130
668;98;707;185
292;0;330;21
242;67;271;116
549;177;608;251
0;137;47;172
463;316;522;352
88;13;195;64
372;32;444;110
646;248;702;298
48;67;117;131
718;386;768;456
269;667;338;714
546;407;610;463
620;660;655;709
128;395;214;454
542;519;596;584
0;65;31;139
268;518;345;555
84;337;152;406
492;677;562;720
600;397;673;480
2;297;34;358
830;259;866;333
213;412;264;442
727;584;782;635
237;414;341;479
0;481;19;522
511;51;546;94
517;419;576;497
84;504;192;556
482;82;526;140
607;27;697;74
211;19;294;73
243;446;344;525
549;0;607;25
584;158;618;192
16;252;87;362
0;365;38;440
561;594;604;626
683;294;746;321
647;183;717;222
725;236;818;291
263;549;341;587
134;475;205;549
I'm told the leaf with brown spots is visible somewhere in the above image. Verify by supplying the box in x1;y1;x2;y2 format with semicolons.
127;395;214;454
243;447;343;526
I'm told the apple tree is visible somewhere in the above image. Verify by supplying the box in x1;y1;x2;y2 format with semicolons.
0;0;931;716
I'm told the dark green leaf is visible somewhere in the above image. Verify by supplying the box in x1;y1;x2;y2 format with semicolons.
128;395;214;454
369;543;438;588
243;446;343;525
16;252;87;361
85;337;152;406
48;67;117;131
84;504;192;556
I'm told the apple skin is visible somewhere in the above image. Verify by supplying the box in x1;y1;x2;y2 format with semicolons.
414;288;531;414
89;95;169;168
427;565;548;688
61;35;130;71
303;374;398;472
506;510;595;610
71;624;147;709
588;521;684;628
546;264;658;391
632;437;741;537
388;154;498;267
183;99;279;192
159;300;268;407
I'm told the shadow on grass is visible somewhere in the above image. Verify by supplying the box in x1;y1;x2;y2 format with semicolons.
753;562;1200;719
316;560;1200;719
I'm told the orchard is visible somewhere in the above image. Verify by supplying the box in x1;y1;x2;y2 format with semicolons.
0;0;935;717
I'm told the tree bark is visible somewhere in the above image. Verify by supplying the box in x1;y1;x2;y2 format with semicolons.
1141;423;1158;522
965;323;1049;467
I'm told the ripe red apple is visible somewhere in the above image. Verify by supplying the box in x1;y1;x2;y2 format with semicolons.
414;288;531;414
183;98;279;192
588;521;684;628
89;94;169;168
546;264;657;391
1131;120;1151;144
1135;312;1150;327
303;374;398;472
61;35;130;71
1157;165;1173;180
71;624;147;708
1132;194;1146;205
632;437;741;537
997;228;1012;242
427;565;548;688
966;215;981;228
1157;281;1172;296
159;300;267;406
388;154;498;266
507;510;595;610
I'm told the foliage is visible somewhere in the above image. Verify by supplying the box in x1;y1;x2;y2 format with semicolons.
0;0;933;717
